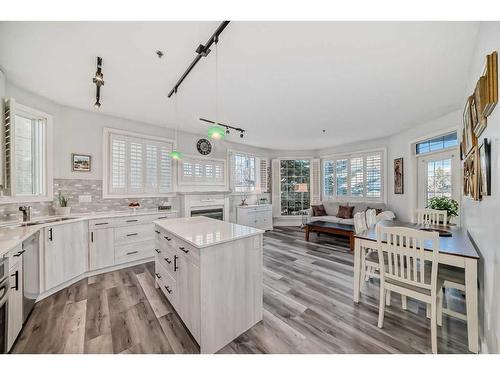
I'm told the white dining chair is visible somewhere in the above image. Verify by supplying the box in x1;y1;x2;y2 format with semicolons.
362;209;380;282
353;211;367;234
376;225;441;353
365;208;378;227
414;208;448;226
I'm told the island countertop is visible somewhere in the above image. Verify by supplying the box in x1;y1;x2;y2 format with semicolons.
153;216;264;249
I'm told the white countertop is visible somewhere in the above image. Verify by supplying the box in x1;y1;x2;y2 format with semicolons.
154;216;264;249
0;209;178;257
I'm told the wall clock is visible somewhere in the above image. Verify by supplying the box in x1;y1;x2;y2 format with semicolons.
196;138;212;155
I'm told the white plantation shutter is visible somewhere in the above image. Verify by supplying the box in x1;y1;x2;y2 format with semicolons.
228;151;257;192
366;153;382;198
311;158;321;205
259;158;269;193
271;159;281;217
178;156;226;186
107;130;173;196
350;156;364;197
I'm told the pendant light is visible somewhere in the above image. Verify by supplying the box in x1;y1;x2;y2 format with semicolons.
207;37;226;140
169;90;183;160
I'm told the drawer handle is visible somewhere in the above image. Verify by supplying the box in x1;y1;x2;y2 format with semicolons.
154;248;161;254
14;250;26;257
126;219;138;223
126;251;139;255
126;233;138;237
174;255;179;272
164;236;171;241
164;257;171;264
179;246;189;254
155;272;162;279
95;222;109;226
157;216;167;219
155;230;160;234
165;286;172;294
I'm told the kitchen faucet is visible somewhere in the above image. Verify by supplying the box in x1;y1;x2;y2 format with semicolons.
19;205;33;222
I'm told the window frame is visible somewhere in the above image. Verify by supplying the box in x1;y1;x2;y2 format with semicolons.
0;99;53;204
177;154;227;187
102;127;175;198
321;148;386;203
228;149;264;194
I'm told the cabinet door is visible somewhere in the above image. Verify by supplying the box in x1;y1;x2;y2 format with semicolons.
7;259;23;351
255;210;272;230
238;210;256;227
89;228;114;270
44;221;88;290
176;254;201;342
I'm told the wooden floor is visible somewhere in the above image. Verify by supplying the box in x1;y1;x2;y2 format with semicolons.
12;227;470;354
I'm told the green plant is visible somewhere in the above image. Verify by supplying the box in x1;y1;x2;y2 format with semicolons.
58;192;69;207
427;196;459;219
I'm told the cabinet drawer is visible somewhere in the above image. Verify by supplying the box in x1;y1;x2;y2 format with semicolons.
114;224;154;244
171;237;200;267
156;248;175;277
89;218;116;229
114;215;153;227
189;195;225;207
155;262;177;306
115;240;154;264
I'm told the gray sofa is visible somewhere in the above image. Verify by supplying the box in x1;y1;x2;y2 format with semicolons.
306;201;393;225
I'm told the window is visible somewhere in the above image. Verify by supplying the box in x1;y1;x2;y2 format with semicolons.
280;159;310;216
105;128;173;197
416;132;458;155
2;98;52;201
230;153;257;192
178;156;226;186
322;150;384;201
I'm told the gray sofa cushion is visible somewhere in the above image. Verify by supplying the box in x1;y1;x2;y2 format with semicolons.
322;201;340;216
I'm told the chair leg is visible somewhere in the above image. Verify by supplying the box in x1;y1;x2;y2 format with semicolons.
430;301;438;354
361;250;366;284
426;303;431;319
437;288;443;327
385;290;391;306
402;295;407;310
378;284;386;328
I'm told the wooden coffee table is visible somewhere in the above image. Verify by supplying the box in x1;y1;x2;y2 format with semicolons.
305;220;355;251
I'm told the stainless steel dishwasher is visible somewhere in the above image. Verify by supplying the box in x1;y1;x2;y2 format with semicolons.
22;232;40;322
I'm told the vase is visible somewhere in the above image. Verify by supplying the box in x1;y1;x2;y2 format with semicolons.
55;207;71;216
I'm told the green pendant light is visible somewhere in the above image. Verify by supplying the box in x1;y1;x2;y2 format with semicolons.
169;90;183;160
207;38;226;141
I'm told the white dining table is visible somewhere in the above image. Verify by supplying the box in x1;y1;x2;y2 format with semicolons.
353;220;480;353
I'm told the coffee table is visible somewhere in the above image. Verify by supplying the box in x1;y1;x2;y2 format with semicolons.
305;220;355;250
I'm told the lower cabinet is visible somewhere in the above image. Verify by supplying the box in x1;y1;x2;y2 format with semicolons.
236;204;273;231
44;221;88;291
7;246;23;351
89;228;115;270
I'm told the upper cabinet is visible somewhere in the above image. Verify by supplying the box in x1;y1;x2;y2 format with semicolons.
1;98;53;203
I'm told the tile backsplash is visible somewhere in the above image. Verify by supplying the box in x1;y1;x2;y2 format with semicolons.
0;178;177;219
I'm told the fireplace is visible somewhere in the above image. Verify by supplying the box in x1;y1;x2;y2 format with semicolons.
191;207;224;221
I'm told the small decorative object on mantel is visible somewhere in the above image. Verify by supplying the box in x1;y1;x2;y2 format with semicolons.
72;153;91;172
196;138;212;155
55;192;71;216
479;138;491;197
394;157;404;194
463;145;480;200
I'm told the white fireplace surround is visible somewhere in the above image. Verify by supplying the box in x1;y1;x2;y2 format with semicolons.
179;192;230;221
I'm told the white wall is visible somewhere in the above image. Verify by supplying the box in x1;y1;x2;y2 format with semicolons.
4;82;272;181
460;22;500;354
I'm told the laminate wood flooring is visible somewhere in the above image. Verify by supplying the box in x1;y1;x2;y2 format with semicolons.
12;227;470;354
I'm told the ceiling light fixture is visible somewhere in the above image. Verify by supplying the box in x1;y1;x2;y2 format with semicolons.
169;89;183;160
207;35;226;141
92;56;104;109
200;118;245;139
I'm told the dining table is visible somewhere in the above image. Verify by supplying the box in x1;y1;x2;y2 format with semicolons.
353;220;480;353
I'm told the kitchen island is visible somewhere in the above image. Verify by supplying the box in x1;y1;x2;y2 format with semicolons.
153;216;264;354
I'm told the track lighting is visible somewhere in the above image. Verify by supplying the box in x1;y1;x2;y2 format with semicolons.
240;132;244;138
226;127;230;134
92;56;104;109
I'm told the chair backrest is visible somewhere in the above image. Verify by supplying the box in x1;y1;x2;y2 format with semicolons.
365;209;377;227
376;225;440;293
414;208;447;226
353;212;367;235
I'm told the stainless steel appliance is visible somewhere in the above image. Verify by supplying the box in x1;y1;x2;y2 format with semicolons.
22;233;39;322
0;256;9;354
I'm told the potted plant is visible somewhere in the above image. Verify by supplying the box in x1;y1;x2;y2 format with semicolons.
427;196;459;224
55;192;71;216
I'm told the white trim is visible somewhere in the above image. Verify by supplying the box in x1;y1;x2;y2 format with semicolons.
227;149;266;194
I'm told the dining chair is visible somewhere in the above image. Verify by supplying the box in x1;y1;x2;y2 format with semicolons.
362;209;380;282
414;208;448;226
365;208;378;227
376;225;441;353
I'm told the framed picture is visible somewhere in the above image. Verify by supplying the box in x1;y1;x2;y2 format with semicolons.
72;153;91;172
473;76;488;137
394;157;404;194
479;138;491;196
463;146;480;201
463;96;476;157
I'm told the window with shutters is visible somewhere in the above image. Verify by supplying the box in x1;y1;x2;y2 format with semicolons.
104;128;174;197
178;156;226;186
322;149;385;201
228;151;269;193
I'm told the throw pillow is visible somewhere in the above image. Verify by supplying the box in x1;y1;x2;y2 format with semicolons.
311;204;327;216
337;205;354;219
367;207;383;215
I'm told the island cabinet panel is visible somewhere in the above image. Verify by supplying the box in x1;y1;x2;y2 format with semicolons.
154;219;263;354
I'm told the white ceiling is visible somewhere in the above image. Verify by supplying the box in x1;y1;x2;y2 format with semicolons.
0;21;480;150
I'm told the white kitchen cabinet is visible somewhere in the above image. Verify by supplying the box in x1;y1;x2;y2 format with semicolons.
176;254;201;341
44;221;88;291
89;228;115;271
236;204;273;231
7;246;23;351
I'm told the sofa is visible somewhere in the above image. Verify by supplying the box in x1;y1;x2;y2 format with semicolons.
306;201;394;226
